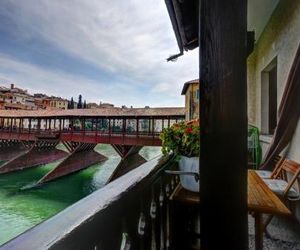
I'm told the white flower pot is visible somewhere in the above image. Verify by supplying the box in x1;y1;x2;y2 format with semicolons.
178;156;199;192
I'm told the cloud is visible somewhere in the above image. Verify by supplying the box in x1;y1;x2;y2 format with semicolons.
0;0;198;107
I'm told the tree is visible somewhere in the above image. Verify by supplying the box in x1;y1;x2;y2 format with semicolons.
70;97;74;109
69;97;74;109
83;100;87;109
77;95;82;109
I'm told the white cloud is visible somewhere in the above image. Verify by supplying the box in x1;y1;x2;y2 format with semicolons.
0;0;198;107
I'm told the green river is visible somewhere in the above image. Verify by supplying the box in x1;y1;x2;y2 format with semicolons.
0;144;161;245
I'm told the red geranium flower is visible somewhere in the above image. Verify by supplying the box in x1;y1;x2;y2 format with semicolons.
185;127;193;134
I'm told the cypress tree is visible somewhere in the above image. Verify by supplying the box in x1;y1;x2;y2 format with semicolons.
70;97;74;109
78;95;82;109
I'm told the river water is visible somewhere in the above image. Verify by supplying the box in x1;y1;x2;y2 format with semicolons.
0;144;161;245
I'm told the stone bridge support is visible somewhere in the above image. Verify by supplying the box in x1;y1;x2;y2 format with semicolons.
0;139;68;174
106;144;146;183
37;142;107;184
0;140;27;162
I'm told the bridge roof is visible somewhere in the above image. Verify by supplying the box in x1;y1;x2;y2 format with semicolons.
0;107;185;118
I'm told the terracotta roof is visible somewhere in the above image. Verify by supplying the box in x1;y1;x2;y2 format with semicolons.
0;107;185;118
181;79;199;95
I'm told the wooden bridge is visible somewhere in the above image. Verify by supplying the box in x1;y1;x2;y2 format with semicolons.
0;107;185;183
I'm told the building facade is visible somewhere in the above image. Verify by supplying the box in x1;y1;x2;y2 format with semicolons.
247;0;300;160
247;0;300;220
0;84;37;110
181;79;199;120
41;97;68;110
49;98;68;110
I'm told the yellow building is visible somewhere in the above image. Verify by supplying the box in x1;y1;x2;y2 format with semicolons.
48;97;68;110
181;79;199;121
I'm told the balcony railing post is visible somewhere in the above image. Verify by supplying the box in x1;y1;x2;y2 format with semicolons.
148;118;151;136
29;118;31;134
108;118;111;138
9;117;12;133
152;118;155;139
95;118;98;140
136;118;139;138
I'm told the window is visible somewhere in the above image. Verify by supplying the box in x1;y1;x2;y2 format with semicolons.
189;90;193;120
196;89;199;100
261;58;277;135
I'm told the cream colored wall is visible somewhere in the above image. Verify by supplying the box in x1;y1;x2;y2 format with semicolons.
247;0;300;220
247;0;300;161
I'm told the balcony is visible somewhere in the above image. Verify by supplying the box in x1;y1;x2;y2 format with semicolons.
1;153;299;250
1;155;188;249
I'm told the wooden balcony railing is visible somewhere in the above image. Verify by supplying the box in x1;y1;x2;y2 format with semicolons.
0;155;180;250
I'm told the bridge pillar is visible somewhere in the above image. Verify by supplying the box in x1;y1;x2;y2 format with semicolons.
37;142;107;184
0;140;27;162
0;139;68;174
106;144;147;183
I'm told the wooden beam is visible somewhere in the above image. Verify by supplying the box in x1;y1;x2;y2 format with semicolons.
199;0;248;249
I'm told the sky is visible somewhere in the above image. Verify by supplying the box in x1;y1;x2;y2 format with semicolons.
0;0;198;107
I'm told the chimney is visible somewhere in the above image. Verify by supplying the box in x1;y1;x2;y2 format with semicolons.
10;83;14;89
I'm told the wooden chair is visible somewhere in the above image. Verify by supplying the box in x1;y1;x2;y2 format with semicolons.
255;155;285;179
264;159;300;201
263;159;300;232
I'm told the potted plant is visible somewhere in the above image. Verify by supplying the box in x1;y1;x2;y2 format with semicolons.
160;120;200;192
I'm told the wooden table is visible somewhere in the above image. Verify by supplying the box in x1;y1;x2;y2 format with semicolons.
169;170;291;250
248;170;291;250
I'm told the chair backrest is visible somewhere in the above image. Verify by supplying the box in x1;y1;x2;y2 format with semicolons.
273;159;300;198
270;155;285;178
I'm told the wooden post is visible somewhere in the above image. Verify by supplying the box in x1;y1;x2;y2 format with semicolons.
62;119;65;131
18;118;22;133
82;118;85;137
71;118;74;136
37;118;41;132
95;118;98;137
200;0;248;249
108;118;111;137
59;118;62;133
123;118;126;134
9;118;12;132
54;118;56;131
21;118;24;132
152;118;155;138
29;118;32;134
123;118;126;143
136;118;139;137
254;213;263;250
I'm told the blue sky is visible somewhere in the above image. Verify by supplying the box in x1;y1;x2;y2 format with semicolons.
0;0;198;107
